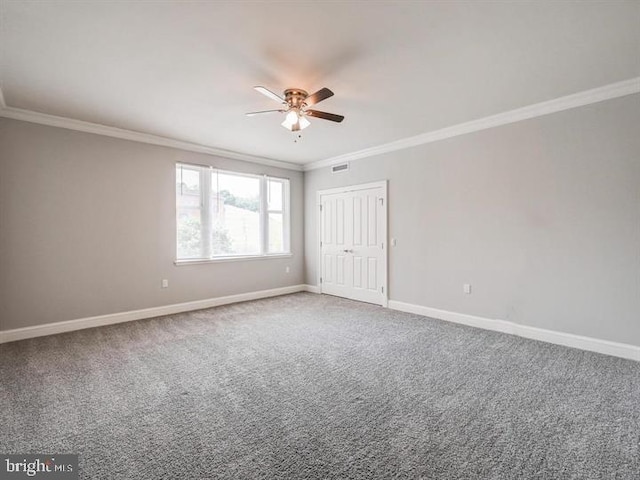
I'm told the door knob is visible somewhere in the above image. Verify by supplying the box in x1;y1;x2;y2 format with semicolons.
343;249;353;253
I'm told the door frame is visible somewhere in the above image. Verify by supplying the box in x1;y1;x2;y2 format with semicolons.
316;180;388;307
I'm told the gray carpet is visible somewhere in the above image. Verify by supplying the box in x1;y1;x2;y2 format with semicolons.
1;293;639;479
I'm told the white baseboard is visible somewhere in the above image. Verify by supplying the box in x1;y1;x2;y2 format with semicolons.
0;284;308;344
303;284;322;294
388;300;640;362
5;287;636;362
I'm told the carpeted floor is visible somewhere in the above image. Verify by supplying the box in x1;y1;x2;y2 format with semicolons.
1;292;639;479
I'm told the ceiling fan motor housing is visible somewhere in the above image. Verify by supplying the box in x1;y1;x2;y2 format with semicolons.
284;89;309;109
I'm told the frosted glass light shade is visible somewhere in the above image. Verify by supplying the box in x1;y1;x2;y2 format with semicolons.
281;110;310;131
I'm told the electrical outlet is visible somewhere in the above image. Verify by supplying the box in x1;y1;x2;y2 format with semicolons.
285;266;290;274
463;283;471;294
161;279;169;288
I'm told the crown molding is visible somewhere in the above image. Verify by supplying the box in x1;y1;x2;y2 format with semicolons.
304;77;640;171
0;104;304;172
2;78;638;173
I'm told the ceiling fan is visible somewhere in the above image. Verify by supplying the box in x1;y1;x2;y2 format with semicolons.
246;86;344;132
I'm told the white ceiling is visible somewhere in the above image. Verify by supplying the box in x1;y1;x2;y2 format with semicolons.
1;1;639;165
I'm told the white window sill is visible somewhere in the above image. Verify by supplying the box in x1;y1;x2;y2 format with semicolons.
174;253;293;266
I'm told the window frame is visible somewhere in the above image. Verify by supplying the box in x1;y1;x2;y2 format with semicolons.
265;176;290;255
175;162;292;265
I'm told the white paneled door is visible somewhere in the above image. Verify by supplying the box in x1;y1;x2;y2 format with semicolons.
319;181;387;306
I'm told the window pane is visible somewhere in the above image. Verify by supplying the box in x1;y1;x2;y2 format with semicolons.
268;213;284;253
176;166;289;260
176;166;203;259
212;172;261;256
268;180;283;211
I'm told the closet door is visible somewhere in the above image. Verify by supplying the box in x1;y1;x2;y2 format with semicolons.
320;183;387;306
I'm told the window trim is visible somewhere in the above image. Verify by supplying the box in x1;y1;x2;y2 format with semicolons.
174;253;293;266
266;176;290;255
175;162;291;263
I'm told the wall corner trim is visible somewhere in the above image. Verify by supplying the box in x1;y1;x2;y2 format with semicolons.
303;77;640;171
0;285;309;344
388;300;640;362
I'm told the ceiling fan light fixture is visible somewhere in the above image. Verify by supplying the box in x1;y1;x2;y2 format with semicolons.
281;116;295;130
298;115;311;130
281;109;310;131
282;110;298;130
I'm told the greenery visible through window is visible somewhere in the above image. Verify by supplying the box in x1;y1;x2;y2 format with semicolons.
176;164;290;260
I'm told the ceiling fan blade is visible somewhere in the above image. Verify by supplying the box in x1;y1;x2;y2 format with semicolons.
305;109;344;123
254;86;285;104
246;109;285;116
304;87;334;106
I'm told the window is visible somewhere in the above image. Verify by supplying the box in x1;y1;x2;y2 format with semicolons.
176;164;290;261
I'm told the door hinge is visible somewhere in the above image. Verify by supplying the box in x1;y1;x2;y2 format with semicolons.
320;277;323;283
381;242;384;249
320;241;323;247
379;197;384;206
381;286;384;294
319;204;323;211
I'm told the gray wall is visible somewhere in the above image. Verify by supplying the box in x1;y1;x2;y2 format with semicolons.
305;94;640;346
0;119;304;331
